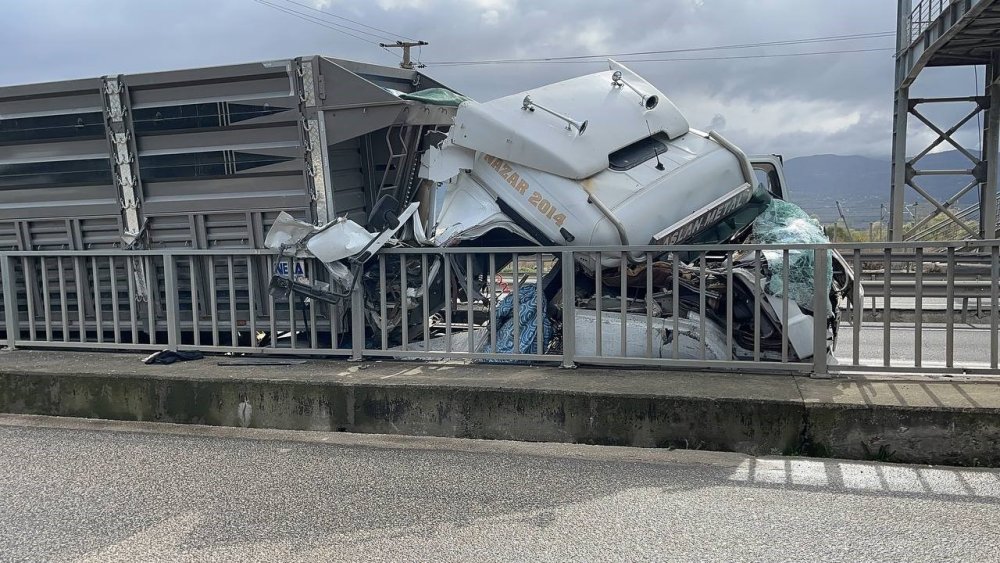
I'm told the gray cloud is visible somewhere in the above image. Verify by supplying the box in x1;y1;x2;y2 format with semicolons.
0;0;982;159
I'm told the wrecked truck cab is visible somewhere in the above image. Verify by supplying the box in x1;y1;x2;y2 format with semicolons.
266;60;855;364
424;62;754;259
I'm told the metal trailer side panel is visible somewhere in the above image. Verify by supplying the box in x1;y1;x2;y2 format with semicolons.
0;55;458;343
0;56;455;252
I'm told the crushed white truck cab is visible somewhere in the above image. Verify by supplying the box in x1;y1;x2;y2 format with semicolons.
267;61;855;362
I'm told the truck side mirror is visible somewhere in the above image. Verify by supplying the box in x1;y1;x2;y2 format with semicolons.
369;195;401;231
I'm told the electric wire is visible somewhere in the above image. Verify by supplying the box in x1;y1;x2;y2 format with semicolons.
252;0;384;43
428;47;894;66
425;31;896;66
270;0;416;42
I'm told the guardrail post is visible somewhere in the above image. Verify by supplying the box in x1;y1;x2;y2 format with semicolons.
163;255;179;352
811;247;830;378
560;250;576;369
350;276;365;362
2;254;19;350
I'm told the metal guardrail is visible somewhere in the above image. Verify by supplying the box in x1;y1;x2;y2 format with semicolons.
1;241;998;376
858;254;997;325
907;0;953;45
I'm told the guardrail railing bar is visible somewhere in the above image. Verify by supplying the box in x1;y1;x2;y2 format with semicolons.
91;257;102;344
725;253;733;361
267;256;277;350
228;256;238;347
328;269;338;352
618;252;626;358
489;253;497;354
288;256;297;351
444;254;452;353
164;255;179;351
1;240;997;375
351;275;364;361
110;257;121;344
126;258;137;344
541;253;549;358
561;250;576;368
22;257;36;342
145;256;157;346
189;257;200;347
883;249;892;367
57;257;68;342
73;257;85;344
592;252;600;357
673;254;680;360
6;240;1000;257
852;249;861;365
753;250;761;362
992;244;999;369
700;252;708;361
781;249;789;363
946;247;956;368
1;255;17;348
467;253;475;356
645;252;654;359
915;248;923;367
421;254;430;350
812;247;829;377
308;260;318;349
208;256;218;347
400;255;408;353
247;256;258;348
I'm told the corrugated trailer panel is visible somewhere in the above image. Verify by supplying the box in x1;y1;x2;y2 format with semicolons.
1;56;459;344
0;56;457;252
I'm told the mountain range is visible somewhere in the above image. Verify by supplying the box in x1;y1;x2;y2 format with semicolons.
781;149;992;226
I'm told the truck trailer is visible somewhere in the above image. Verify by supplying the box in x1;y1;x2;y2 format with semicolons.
0;56;853;362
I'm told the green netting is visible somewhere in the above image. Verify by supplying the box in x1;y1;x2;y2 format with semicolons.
749;198;832;312
398;88;471;107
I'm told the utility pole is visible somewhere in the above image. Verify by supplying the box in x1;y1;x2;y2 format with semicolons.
380;40;428;69
836;201;855;242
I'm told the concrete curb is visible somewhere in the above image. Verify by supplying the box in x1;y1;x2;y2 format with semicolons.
1;355;999;466
0;371;803;456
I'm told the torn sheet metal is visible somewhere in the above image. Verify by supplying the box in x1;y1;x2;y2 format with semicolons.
432;177;537;245
307;219;375;263
574;309;729;360
264;212;319;255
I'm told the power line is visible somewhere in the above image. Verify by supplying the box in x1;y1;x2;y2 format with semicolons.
271;0;416;42
428;47;894;67
251;0;382;44
425;31;895;65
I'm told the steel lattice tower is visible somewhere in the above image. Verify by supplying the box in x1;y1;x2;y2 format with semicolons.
890;0;1000;241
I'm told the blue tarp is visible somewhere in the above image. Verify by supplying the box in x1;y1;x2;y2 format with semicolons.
480;283;554;356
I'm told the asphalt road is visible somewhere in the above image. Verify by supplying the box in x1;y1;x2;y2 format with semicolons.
1;416;999;562
837;322;997;370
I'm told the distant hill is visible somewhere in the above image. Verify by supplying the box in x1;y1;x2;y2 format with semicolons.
783;149;991;226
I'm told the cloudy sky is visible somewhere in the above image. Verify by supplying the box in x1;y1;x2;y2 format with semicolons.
1;0;986;158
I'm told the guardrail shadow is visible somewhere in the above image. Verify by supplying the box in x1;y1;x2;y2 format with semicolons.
729;457;1000;500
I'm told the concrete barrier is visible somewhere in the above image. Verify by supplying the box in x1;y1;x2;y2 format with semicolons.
1;350;999;466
